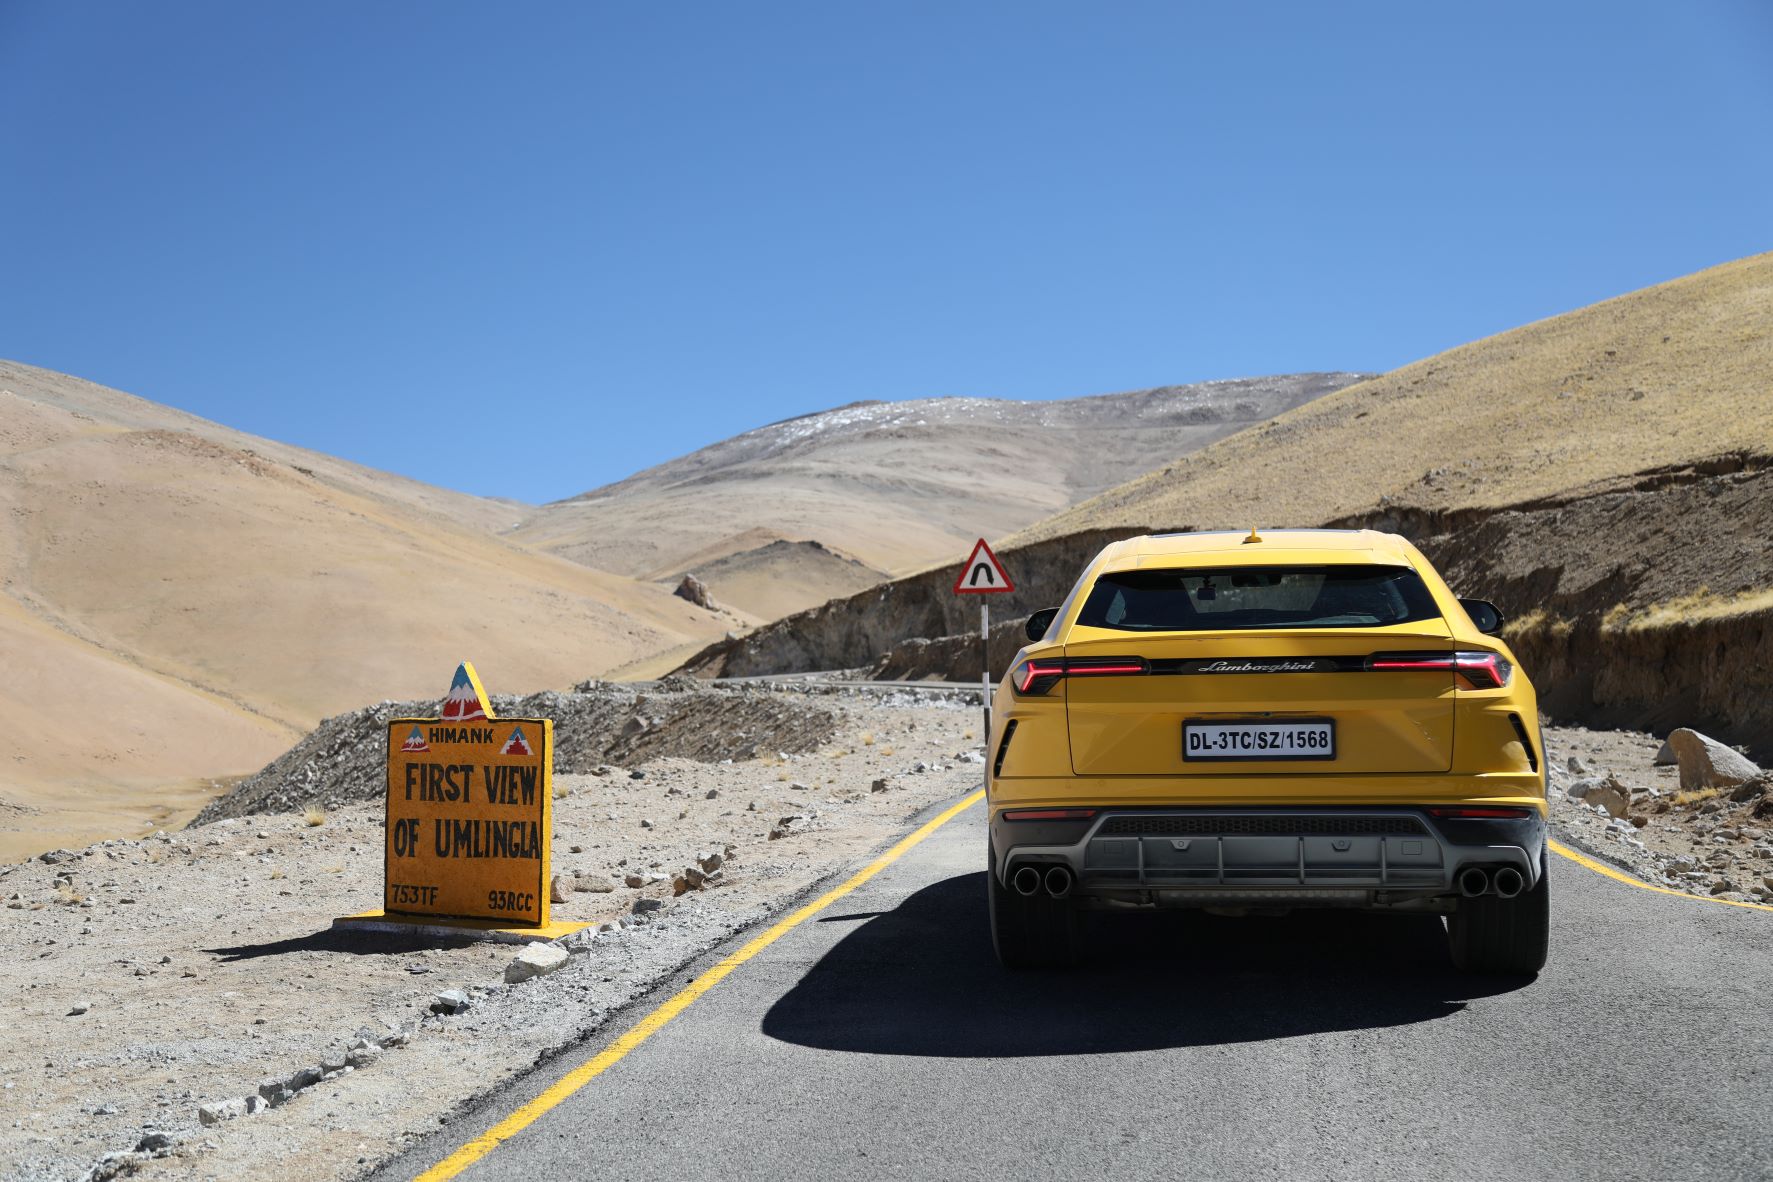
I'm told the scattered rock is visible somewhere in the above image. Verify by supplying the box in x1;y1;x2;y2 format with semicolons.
430;989;470;1015
624;873;646;889
287;1064;323;1092
550;875;572;904
639;818;655;829
68;1001;90;1016
632;897;665;915
705;788;719;800
1574;775;1631;818
1667;728;1761;792
346;1042;382;1068
1653;739;1677;767
197;1098;248;1125
1728;772;1772;803
135;1132;178;1153
578;877;616;894
697;851;723;873
871;779;889;793
504;943;570;984
629;770;647;781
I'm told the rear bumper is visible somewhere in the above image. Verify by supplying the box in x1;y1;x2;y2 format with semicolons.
990;806;1545;907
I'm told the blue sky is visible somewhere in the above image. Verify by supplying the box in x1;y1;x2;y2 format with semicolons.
2;2;1769;504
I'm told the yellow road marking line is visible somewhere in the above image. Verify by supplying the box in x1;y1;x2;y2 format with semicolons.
1549;838;1773;913
415;788;988;1181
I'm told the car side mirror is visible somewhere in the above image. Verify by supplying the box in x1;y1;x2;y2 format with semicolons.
1459;598;1505;636
1025;607;1060;642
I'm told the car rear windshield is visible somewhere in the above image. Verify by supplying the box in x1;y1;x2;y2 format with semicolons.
1076;565;1442;632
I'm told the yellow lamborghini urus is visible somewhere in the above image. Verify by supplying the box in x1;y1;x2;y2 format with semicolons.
986;529;1548;975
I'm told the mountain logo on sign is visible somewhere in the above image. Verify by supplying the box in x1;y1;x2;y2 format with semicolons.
499;726;533;757
400;724;429;753
441;662;492;722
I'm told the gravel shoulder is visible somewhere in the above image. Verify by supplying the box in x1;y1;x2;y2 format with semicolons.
1541;724;1773;905
0;686;984;1182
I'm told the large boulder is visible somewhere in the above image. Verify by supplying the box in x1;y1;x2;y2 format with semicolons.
1666;728;1761;793
673;573;721;611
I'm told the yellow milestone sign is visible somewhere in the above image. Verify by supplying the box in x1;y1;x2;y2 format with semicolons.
384;662;554;926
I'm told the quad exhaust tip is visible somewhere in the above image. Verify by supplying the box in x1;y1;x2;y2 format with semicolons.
1044;865;1074;899
1492;866;1525;898
1011;865;1042;897
1457;866;1490;898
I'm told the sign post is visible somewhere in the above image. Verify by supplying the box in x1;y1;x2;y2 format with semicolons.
953;538;1015;739
334;662;588;943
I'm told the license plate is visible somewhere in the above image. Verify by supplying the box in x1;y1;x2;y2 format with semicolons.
1183;719;1335;761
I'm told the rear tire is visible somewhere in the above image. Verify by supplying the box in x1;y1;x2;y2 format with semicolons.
988;844;1079;969
1447;853;1550;975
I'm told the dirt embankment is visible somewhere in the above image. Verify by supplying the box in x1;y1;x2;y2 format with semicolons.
681;454;1773;757
1340;453;1773;758
676;529;1140;678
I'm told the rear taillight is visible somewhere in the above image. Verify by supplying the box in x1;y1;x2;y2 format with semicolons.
1370;651;1512;689
1012;657;1148;695
1002;808;1098;821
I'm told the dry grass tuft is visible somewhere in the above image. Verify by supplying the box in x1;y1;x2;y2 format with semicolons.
52;883;84;906
303;805;326;827
1504;609;1574;640
860;732;875;746
1623;586;1773;631
1671;787;1724;807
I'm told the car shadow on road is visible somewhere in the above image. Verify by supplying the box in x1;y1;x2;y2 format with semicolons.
762;873;1533;1057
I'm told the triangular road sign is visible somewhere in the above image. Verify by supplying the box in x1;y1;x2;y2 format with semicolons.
953;538;1014;594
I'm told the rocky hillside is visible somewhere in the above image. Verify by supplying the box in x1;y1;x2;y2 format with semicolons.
676;254;1773;756
511;373;1366;606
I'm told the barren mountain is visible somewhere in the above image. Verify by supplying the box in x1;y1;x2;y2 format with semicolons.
1011;252;1773;544
677;253;1773;755
511;373;1365;610
0;361;729;859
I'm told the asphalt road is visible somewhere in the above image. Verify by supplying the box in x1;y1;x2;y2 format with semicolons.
382;794;1773;1182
